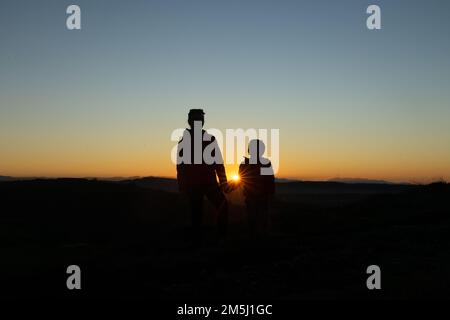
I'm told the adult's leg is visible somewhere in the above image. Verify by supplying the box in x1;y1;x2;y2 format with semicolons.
205;187;228;238
187;189;204;244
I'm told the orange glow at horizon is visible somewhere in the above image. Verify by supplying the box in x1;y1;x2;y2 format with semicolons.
1;123;450;184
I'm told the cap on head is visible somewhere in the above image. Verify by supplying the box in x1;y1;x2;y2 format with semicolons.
188;109;205;118
188;109;205;127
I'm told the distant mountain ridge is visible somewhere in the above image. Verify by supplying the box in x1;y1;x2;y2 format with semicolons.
328;178;394;184
1;175;407;184
1;176;416;197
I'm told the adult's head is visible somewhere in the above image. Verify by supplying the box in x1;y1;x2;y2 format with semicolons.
188;109;205;128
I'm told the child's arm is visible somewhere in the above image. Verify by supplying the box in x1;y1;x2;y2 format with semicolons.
265;161;275;194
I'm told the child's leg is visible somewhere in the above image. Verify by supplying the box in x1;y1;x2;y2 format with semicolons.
246;197;258;239
259;196;270;236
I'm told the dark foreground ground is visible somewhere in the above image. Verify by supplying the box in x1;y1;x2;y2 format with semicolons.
1;178;449;300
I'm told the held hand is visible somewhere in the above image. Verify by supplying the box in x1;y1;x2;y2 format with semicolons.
219;182;229;193
223;180;239;193
221;182;231;194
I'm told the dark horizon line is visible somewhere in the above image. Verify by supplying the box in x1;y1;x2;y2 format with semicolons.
1;175;443;186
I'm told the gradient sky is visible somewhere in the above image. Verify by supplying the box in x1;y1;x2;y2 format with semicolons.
1;0;450;182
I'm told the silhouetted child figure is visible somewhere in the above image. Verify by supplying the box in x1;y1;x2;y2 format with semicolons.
239;140;275;238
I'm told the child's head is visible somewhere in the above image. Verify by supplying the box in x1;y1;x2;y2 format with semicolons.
248;139;265;159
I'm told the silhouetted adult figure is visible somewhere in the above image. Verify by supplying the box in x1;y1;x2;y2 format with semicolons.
177;109;229;244
239;139;275;238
